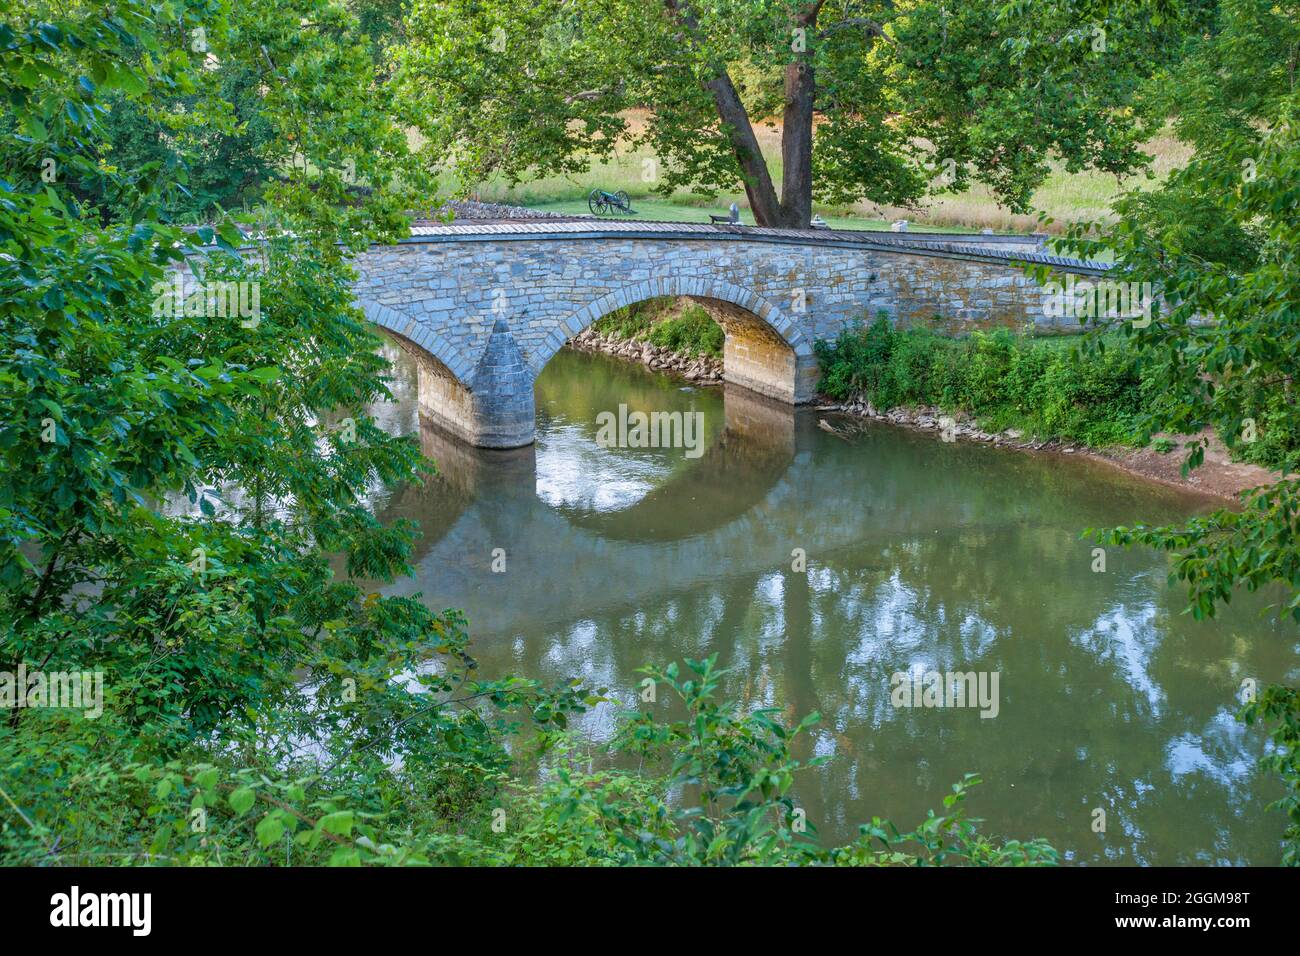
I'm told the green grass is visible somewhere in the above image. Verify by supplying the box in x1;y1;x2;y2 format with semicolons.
527;197;979;232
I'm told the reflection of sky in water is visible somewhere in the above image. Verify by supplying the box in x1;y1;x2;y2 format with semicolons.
854;574;930;663
535;615;652;743
1074;602;1166;716
534;421;672;512
1166;708;1256;791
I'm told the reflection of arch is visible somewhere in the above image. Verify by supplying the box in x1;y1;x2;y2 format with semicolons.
534;278;817;404
552;385;798;542
553;429;793;542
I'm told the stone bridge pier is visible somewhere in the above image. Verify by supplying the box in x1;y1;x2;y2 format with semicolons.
352;219;1103;448
383;319;538;449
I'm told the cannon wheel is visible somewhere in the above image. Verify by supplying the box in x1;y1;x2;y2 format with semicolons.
613;190;631;214
587;189;609;216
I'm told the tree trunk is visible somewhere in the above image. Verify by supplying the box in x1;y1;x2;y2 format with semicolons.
664;0;817;229
703;72;784;227
778;57;815;229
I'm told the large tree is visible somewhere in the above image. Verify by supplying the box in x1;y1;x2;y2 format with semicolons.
392;0;1181;227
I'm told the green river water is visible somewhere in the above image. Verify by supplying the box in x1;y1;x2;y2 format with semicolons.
368;340;1295;864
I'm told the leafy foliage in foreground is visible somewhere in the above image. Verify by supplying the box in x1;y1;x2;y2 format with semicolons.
1040;3;1300;615
1039;0;1300;862
0;0;1055;867
1;657;1056;866
1239;686;1300;868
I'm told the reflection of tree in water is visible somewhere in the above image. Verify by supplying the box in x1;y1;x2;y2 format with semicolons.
503;488;1288;861
803;510;1285;862
361;346;1289;863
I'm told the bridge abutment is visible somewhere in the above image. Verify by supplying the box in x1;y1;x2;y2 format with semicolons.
457;318;536;448
690;297;818;404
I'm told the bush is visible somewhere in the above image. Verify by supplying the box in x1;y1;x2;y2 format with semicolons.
1239;685;1300;867
646;306;724;357
813;313;899;403
489;657;1059;867
591;298;659;340
815;315;1145;446
592;298;724;358
1240;388;1300;474
961;330;1019;412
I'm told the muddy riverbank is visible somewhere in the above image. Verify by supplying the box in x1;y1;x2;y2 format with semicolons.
822;397;1278;501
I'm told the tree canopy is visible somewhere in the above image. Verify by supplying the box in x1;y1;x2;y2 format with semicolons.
392;0;1188;227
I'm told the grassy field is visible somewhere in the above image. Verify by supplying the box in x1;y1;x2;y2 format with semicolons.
466;111;1188;235
524;196;979;233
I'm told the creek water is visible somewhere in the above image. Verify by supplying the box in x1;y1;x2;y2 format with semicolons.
367;340;1293;864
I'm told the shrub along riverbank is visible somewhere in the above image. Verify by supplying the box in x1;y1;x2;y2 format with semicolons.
816;317;1145;448
572;297;727;383
591;297;725;359
815;316;1296;476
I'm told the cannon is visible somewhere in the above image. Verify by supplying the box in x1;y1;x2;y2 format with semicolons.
587;188;635;216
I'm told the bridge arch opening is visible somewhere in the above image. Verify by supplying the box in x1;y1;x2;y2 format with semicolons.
687;296;812;404
539;279;819;406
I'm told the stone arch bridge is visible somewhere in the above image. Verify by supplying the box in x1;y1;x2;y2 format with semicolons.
352;218;1105;447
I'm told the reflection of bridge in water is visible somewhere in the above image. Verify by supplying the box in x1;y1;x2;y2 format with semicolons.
375;363;1222;640
551;385;800;542
377;384;813;630
374;381;1004;634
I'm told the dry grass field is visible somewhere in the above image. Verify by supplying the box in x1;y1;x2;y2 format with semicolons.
455;110;1189;234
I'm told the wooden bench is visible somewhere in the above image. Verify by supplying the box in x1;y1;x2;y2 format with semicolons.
710;203;741;225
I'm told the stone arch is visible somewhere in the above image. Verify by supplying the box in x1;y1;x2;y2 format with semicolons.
536;277;818;404
359;298;475;385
